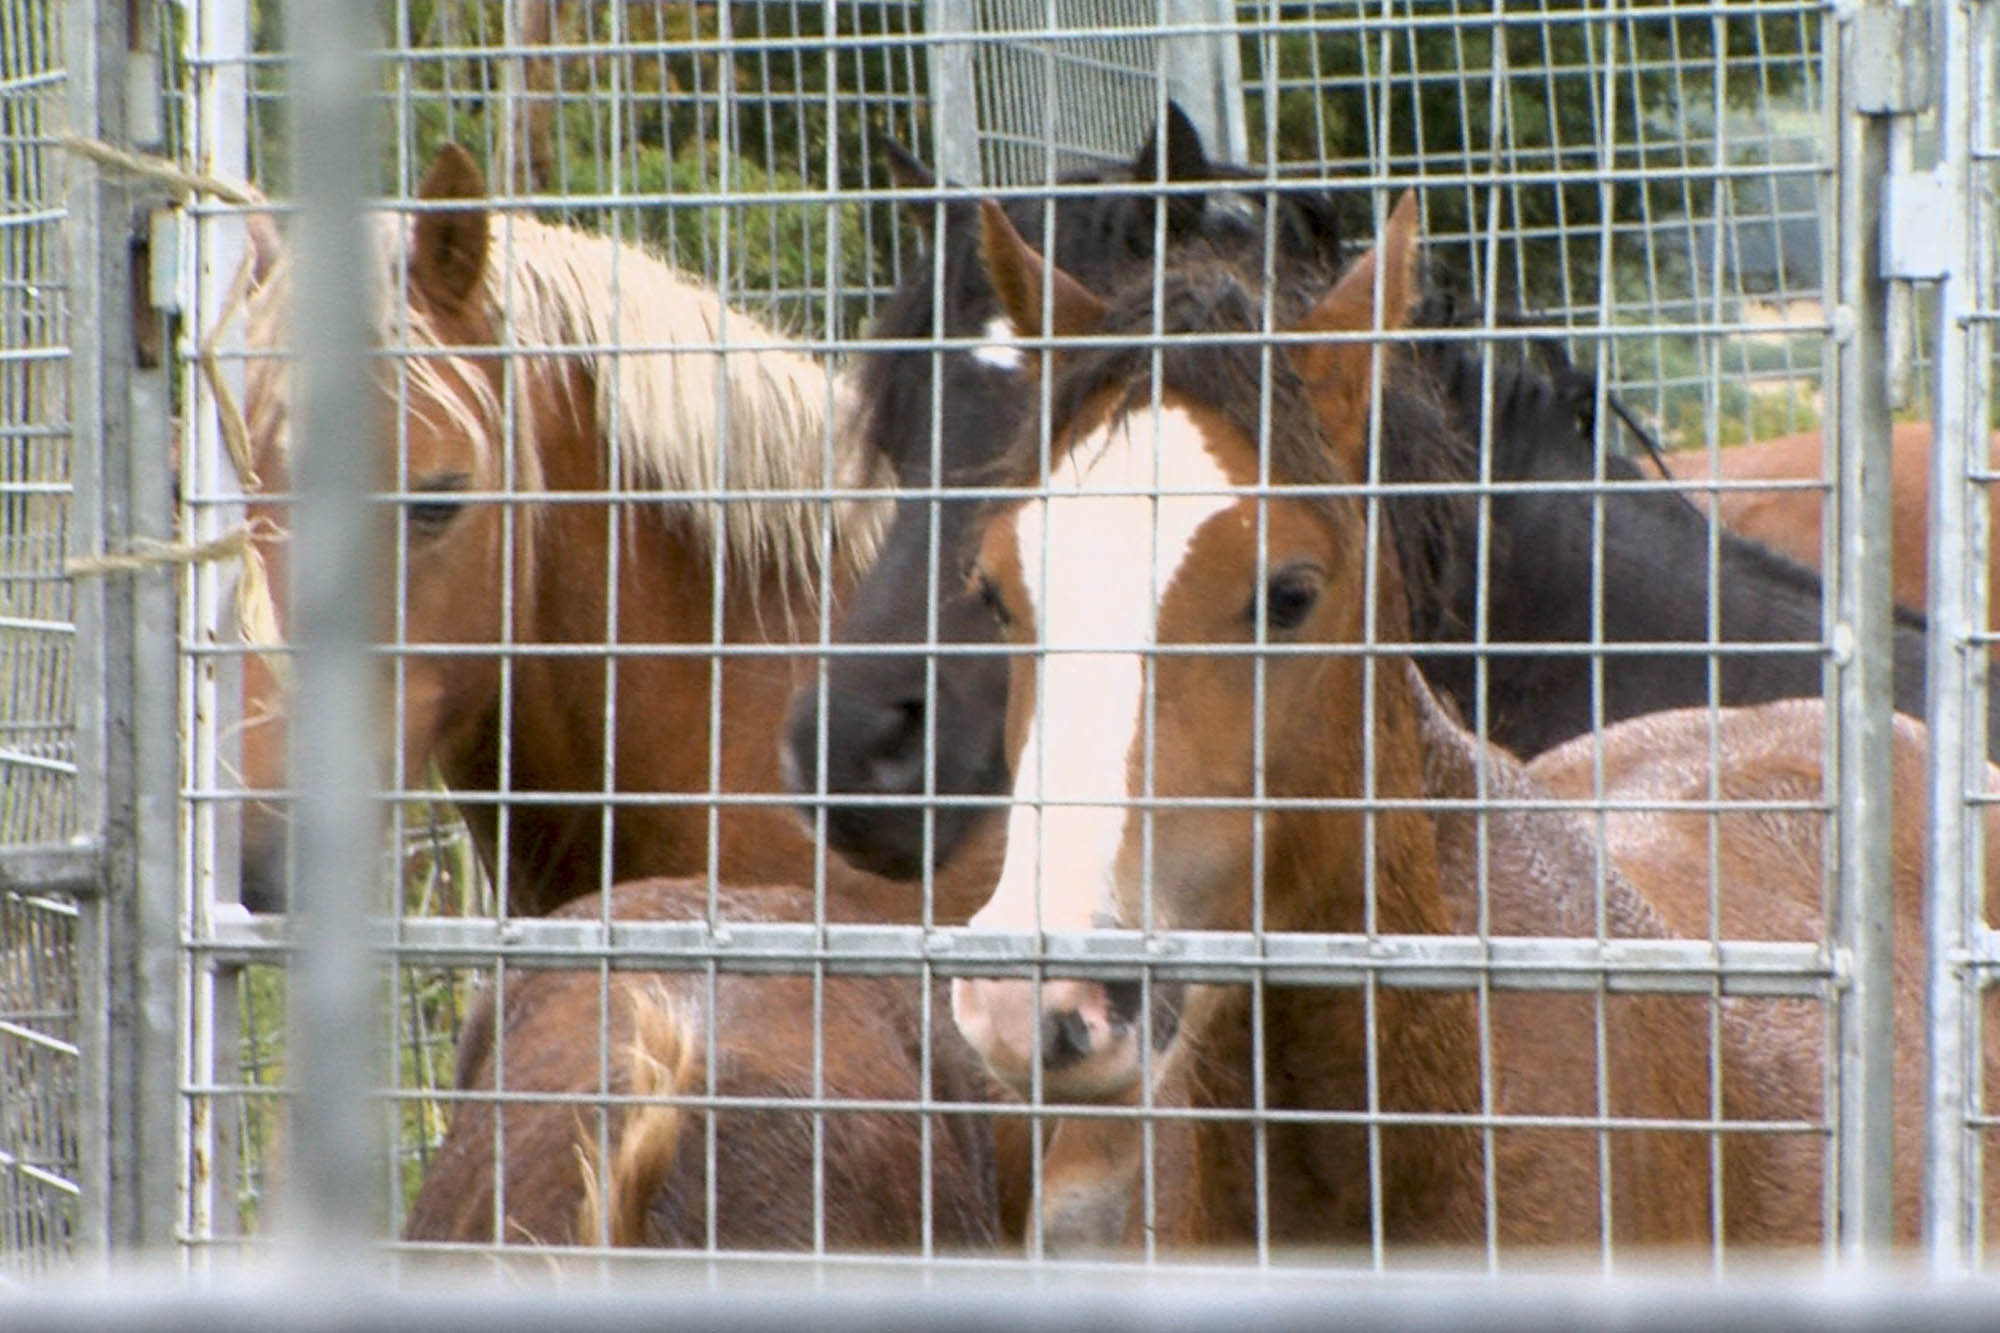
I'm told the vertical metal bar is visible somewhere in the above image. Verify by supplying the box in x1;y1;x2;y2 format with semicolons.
65;0;181;1259
185;0;254;1265
1832;0;1901;1259
1924;0;1992;1273
927;0;982;187
281;0;385;1266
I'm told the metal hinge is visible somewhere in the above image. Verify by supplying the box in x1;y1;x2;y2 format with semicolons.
1852;3;1933;115
1881;168;1951;281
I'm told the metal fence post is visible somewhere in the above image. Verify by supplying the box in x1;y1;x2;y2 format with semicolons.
63;0;186;1257
1830;0;1909;1260
1923;0;1996;1270
278;0;386;1268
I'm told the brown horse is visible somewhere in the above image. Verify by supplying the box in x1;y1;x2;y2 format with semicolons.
946;192;1976;1255
1527;698;2000;1246
235;143;1005;924
1657;423;2000;620
400;877;1004;1254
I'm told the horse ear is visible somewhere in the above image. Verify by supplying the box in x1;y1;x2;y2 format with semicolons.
412;143;491;310
979;198;1107;342
882;135;976;246
1290;190;1420;391
1130;100;1208;237
882;135;937;192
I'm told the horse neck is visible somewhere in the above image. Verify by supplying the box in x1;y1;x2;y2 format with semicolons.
1446;483;1837;757
1159;652;1488;1246
436;382;904;916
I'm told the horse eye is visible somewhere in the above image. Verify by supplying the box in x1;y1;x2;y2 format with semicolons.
971;568;1013;628
406;473;470;539
1258;564;1324;632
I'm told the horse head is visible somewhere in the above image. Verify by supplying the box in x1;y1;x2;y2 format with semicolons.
237;143;517;911
949;194;1429;1101
785;107;1349;883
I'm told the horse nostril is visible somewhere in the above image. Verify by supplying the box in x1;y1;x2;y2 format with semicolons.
1042;1009;1095;1072
861;699;929;792
1103;980;1142;1027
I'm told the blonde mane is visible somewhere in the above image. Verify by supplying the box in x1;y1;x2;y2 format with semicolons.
485;213;887;594
242;210;888;600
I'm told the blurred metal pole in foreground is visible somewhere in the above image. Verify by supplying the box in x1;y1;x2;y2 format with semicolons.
281;0;385;1268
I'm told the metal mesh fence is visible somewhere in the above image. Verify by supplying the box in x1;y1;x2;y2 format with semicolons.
0;0;79;1282
2;0;1987;1295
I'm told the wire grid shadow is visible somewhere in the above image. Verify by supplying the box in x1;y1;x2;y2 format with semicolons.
139;0;1997;1283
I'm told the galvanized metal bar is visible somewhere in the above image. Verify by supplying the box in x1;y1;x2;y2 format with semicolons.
1832;0;1904;1259
181;0;255;1274
1923;0;1996;1273
926;0;983;187
279;0;386;1269
0;840;101;897
15;1271;2000;1329
193;914;1832;997
63;0;181;1260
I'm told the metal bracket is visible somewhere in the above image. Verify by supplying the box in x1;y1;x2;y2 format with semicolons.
0;838;106;898
1881;169;1951;280
1852;3;1933;114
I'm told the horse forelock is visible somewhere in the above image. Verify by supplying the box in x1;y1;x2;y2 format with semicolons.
1015;258;1473;645
486;213;888;597
241;214;536;548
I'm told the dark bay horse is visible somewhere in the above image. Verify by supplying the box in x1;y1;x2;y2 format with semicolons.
781;104;1349;881
235;143;1015;923
1655;422;2000;624
946;193;1996;1253
793;186;1985;884
1398;313;1957;758
401;877;1003;1253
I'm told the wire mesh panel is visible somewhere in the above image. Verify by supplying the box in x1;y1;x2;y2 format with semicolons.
153;0;1980;1286
1237;0;1828;446
0;0;80;1281
1925;0;2000;1270
929;0;1245;184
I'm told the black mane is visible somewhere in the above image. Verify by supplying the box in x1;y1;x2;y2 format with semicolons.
856;162;1346;483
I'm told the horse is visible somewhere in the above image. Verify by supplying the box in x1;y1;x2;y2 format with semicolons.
400;876;1004;1254
784;171;1991;891
1396;311;1974;759
1654;422;2000;621
781;103;1349;881
234;142;1027;923
945;191;1932;1253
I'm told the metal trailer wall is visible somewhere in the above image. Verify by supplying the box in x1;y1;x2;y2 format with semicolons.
7;0;1997;1297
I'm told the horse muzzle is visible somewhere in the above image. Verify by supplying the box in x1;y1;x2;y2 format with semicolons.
950;975;1178;1101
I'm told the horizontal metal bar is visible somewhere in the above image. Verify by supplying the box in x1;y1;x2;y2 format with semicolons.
13;1269;2000;1330
178;637;1842;663
0;839;103;898
182;474;1831;509
182;785;1827;816
195;913;1832;995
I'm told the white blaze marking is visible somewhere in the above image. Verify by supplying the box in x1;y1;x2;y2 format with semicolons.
972;314;1026;372
972;404;1238;934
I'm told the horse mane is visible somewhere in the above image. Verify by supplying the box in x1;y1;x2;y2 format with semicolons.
245;212;888;599
1400;294;1931;636
857;169;1345;483
485;212;889;592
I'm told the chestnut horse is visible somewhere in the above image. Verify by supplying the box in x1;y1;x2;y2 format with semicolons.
400;877;1003;1253
233;144;1023;922
1657;423;2000;620
948;193;1991;1254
